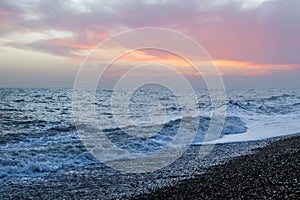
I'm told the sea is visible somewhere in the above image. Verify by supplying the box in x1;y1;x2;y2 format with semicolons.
0;88;299;179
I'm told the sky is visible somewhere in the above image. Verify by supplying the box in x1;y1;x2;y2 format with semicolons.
0;0;299;88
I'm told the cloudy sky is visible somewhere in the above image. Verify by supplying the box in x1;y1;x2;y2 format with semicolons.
0;0;299;88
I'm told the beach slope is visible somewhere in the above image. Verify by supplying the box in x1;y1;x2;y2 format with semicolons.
134;135;300;199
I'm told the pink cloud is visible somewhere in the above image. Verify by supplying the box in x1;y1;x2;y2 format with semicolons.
1;0;299;80
0;8;10;18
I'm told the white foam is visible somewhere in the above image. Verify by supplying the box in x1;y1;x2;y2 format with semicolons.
0;131;97;178
207;112;300;144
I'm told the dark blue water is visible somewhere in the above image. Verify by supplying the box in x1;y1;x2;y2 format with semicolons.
0;88;299;178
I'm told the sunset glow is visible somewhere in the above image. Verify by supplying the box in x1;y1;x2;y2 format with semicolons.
0;0;299;88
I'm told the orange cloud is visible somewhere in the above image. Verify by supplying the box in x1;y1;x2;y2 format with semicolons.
213;60;298;76
70;48;192;66
51;39;96;50
180;71;207;76
67;45;299;77
115;50;191;67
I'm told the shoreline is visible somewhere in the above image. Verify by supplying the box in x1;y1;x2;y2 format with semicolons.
0;133;299;199
134;134;300;199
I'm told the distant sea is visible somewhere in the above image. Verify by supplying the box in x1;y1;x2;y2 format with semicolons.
0;88;299;178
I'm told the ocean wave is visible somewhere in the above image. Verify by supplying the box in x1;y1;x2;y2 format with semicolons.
1;88;299;178
228;92;300;115
0;130;97;179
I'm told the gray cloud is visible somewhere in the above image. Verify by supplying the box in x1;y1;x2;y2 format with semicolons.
0;0;299;64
